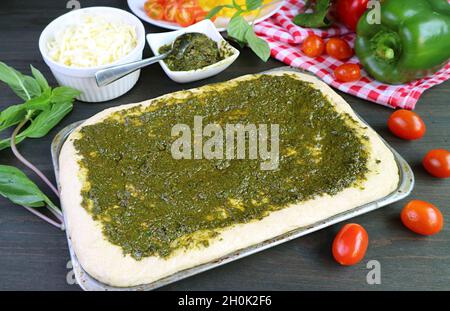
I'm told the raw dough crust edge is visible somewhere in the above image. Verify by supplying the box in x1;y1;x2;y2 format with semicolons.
59;71;399;287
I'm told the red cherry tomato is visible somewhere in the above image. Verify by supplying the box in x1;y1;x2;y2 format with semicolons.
175;7;195;27
326;38;353;60
401;200;444;235
334;63;361;82
144;2;164;20
422;149;450;178
332;223;368;266
387;109;426;140
335;0;369;31
301;35;325;58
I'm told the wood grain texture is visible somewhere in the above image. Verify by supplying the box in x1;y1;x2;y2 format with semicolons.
0;0;448;291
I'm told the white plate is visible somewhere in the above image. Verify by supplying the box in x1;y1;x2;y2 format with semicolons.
127;0;284;31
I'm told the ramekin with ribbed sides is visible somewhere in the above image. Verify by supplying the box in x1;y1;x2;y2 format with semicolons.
39;7;145;102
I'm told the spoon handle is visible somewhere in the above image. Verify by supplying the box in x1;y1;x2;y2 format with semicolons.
95;53;168;87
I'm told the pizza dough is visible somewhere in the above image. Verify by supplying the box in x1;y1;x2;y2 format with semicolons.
59;71;399;287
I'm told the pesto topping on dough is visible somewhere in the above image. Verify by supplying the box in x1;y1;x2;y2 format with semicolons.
159;33;224;71
74;74;369;260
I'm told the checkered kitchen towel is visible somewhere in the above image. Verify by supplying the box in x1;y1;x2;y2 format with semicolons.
254;0;450;109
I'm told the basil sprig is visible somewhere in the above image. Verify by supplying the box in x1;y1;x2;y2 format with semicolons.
0;62;80;150
0;62;80;229
207;0;271;61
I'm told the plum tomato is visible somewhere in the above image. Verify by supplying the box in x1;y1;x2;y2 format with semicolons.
401;200;444;235
332;223;369;266
422;149;450;178
387;109;426;140
326;38;353;60
334;63;361;82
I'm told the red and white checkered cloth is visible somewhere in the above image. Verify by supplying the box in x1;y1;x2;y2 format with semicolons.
254;0;450;109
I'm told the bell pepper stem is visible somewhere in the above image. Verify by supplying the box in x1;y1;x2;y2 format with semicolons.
371;30;401;62
376;46;395;60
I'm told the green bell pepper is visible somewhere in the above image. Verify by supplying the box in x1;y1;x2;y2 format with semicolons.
355;0;450;84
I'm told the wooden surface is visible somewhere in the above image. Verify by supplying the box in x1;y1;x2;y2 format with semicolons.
0;0;449;291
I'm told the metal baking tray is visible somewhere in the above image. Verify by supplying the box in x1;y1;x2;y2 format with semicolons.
51;67;414;291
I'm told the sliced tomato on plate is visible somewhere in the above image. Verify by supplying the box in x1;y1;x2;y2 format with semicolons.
164;2;179;22
145;0;208;27
190;7;206;22
175;7;195;27
144;2;165;20
179;0;198;9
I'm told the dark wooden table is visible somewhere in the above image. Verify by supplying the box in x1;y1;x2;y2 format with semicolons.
0;0;449;291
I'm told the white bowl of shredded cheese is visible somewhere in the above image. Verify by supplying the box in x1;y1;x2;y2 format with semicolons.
39;7;145;102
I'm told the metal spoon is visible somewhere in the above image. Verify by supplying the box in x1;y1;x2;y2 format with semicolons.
94;32;198;87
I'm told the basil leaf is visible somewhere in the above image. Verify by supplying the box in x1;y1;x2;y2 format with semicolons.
206;5;225;19
30;65;50;92
50;86;80;103
228;15;252;42
0;90;53;133
293;0;332;28
0;98;74;150
0;165;49;208
0;132;27;150
0;62;41;101
18;101;73;139
24;88;52;111
246;0;263;11
245;30;270;61
0;104;27;132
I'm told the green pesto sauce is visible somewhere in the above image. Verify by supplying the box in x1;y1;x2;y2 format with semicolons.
74;74;369;260
159;33;224;71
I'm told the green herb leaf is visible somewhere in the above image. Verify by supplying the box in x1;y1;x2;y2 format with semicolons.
22;101;73;139
50;86;80;104
208;1;270;62
228;15;252;42
0;62;41;101
293;0;332;28
23;89;52;111
0;62;79;150
245;29;270;61
0;104;27;132
0;135;26;151
0;100;73;151
206;5;225;19
0;89;52;133
30;65;50;92
0;165;52;208
246;0;263;11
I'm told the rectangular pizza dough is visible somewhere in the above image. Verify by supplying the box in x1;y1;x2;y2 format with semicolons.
59;71;399;287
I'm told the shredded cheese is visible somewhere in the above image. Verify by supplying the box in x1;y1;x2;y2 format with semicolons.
47;15;138;68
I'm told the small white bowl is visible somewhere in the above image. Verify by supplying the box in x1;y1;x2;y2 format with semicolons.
39;7;146;102
147;19;240;83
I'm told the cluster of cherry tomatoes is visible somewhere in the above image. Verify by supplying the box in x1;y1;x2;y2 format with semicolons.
301;34;360;83
333;111;448;266
143;0;212;27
